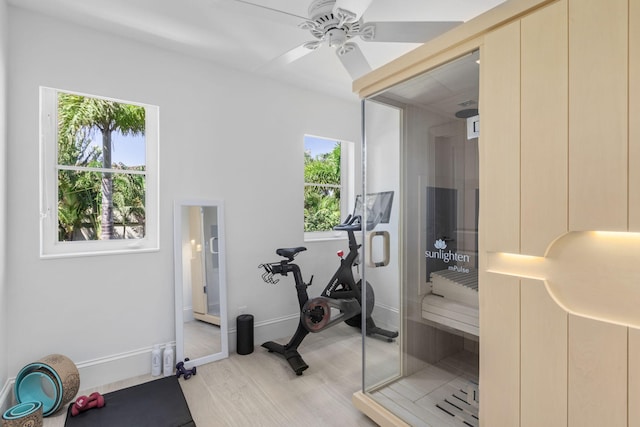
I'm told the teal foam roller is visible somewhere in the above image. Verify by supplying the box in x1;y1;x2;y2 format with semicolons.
1;401;43;427
14;354;79;417
14;363;62;417
15;372;58;416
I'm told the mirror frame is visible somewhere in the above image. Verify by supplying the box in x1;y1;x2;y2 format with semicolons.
174;199;229;368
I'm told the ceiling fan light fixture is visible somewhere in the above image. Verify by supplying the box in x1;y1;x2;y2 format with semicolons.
327;28;348;48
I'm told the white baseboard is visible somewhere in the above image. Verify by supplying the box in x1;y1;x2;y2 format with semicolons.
371;303;400;332
0;314;322;410
0;378;13;415
227;307;397;354
73;343;174;391
183;307;194;322
228;313;299;354
74;315;299;384
0;342;175;410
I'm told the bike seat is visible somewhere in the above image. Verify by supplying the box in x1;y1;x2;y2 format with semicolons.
276;247;307;260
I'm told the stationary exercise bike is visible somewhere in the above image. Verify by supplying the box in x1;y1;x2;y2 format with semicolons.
258;214;398;375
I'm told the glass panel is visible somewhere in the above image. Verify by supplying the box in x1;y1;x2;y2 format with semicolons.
92;130;147;170
304;135;342;232
57;170;146;241
55;91;147;243
56;92;146;170
363;51;480;426
362;100;402;391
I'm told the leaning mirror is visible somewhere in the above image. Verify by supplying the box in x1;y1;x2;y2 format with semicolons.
174;200;228;368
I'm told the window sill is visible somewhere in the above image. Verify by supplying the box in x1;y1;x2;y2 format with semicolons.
40;246;159;259
304;231;349;243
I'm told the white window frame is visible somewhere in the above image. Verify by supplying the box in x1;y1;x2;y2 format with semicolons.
304;135;355;242
39;87;159;258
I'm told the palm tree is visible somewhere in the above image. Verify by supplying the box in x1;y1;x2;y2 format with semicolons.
57;94;145;239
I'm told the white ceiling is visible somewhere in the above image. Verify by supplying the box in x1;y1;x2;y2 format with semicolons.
7;0;505;101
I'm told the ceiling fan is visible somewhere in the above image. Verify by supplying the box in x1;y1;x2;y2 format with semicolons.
245;0;462;80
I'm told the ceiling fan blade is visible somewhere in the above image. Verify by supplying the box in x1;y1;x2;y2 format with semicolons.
336;42;372;80
333;0;373;21
257;42;316;73
362;21;461;43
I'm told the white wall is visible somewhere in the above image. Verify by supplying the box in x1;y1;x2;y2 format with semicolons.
6;6;360;387
0;0;9;409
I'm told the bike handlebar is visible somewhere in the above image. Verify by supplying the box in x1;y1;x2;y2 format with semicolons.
333;214;362;231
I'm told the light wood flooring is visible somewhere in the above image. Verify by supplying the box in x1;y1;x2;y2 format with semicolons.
183;319;221;360
42;323;379;427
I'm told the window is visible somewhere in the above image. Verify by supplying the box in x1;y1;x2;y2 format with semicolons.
304;135;354;240
40;87;159;257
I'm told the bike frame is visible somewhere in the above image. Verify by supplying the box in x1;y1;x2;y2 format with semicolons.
258;216;397;375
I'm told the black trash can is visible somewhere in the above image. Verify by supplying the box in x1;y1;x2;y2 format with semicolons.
236;314;254;355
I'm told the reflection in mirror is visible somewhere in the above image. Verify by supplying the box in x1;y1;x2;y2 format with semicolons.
174;200;228;369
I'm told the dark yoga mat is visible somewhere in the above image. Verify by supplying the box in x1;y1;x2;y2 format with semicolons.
64;376;196;427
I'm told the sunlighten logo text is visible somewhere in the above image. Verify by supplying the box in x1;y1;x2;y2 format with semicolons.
425;239;470;264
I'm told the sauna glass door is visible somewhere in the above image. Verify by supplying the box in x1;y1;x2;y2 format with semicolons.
363;51;480;426
361;99;402;390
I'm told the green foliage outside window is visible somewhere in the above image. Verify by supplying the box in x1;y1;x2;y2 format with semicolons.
56;92;146;241
304;142;341;232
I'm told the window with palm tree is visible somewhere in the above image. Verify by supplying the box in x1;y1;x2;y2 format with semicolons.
40;88;159;257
